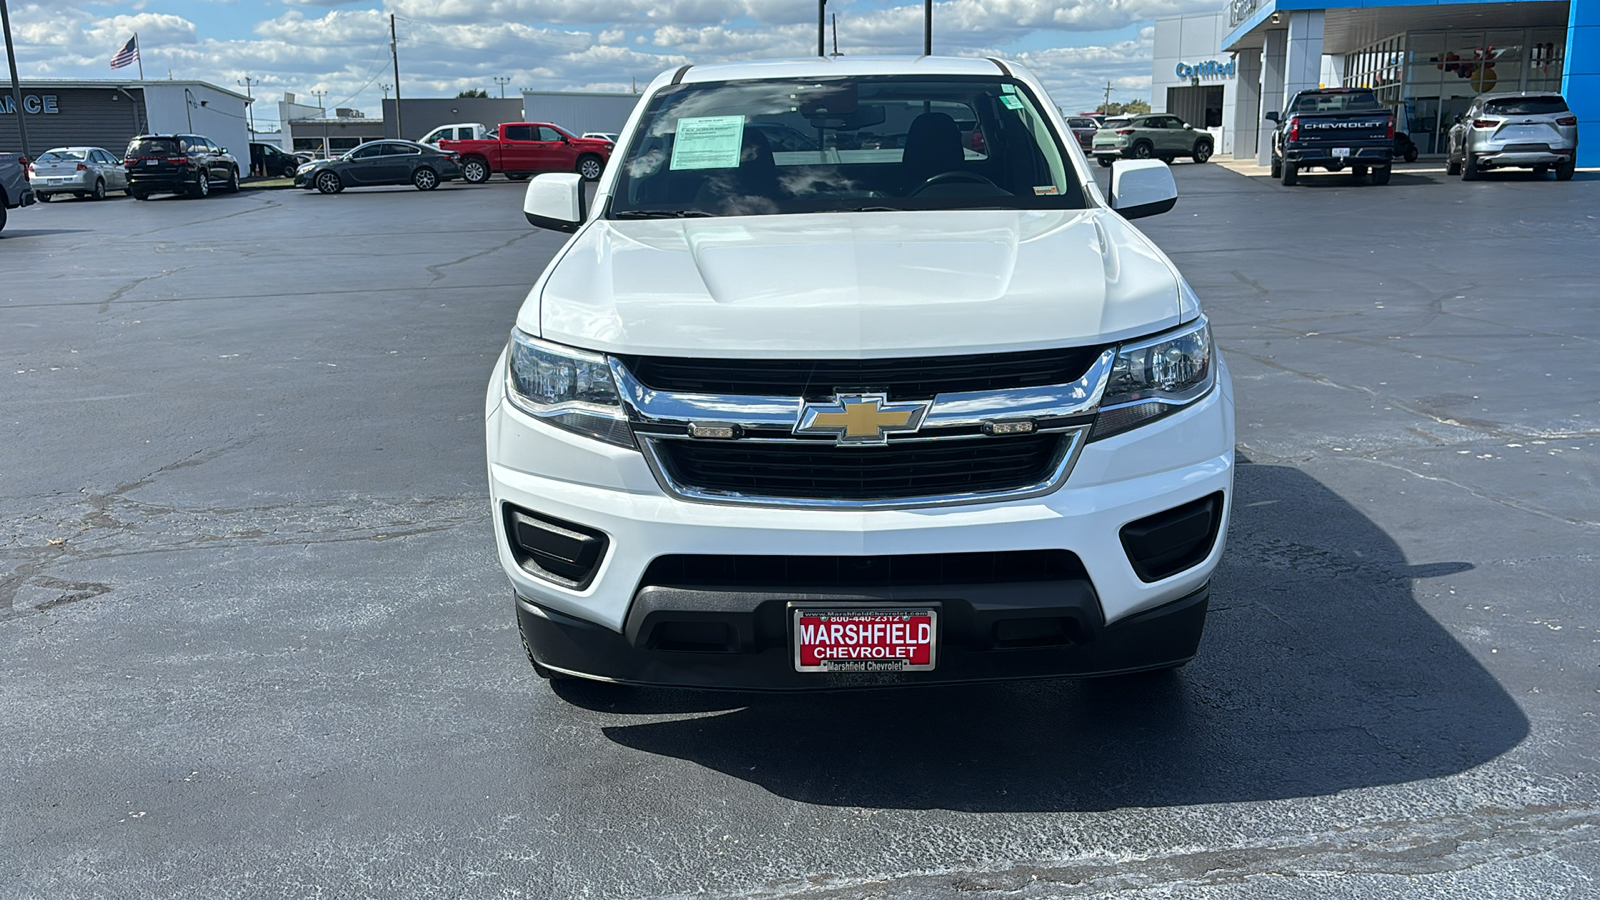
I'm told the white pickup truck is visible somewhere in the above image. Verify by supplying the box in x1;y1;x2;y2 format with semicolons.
487;56;1234;691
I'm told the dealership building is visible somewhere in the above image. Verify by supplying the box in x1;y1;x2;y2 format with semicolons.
1153;0;1598;166
0;80;251;160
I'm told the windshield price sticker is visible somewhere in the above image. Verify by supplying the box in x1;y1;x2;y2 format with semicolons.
793;609;937;673
999;94;1025;111
670;115;746;170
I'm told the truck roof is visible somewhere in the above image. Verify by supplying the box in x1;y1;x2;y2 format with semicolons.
677;56;1010;84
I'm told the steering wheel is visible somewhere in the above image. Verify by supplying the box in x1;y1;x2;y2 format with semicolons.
907;171;999;197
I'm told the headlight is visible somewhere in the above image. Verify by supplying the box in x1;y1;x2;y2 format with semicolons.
505;330;634;448
1092;315;1213;439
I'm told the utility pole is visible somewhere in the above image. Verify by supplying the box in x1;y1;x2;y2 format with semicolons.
389;14;403;140
924;0;932;55
817;0;826;58
311;89;327;159
238;75;256;137
493;76;511;98
1102;81;1113;113
0;0;31;158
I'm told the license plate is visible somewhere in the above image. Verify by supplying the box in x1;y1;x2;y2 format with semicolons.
145;159;159;165
793;608;937;673
1332;147;1351;158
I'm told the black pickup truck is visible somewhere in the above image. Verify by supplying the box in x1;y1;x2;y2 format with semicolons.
1267;88;1395;186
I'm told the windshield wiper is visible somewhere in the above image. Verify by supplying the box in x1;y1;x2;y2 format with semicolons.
613;209;717;219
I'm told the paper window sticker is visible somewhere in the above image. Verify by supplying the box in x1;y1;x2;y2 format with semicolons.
1001;84;1017;94
1033;185;1060;195
670;116;746;170
999;95;1025;110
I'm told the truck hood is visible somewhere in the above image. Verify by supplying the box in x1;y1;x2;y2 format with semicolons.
523;208;1187;357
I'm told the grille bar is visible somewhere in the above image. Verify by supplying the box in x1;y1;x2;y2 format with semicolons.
619;347;1107;398
653;433;1067;501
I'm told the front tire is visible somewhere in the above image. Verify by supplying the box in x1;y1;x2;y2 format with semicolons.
314;170;343;194
412;167;439;191
577;154;604;181
1192;142;1212;164
36;192;51;203
1280;161;1298;186
1270;155;1281;178
461;158;491;184
1097;156;1114;168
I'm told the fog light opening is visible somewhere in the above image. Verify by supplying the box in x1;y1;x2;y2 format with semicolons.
503;504;609;590
1120;493;1224;583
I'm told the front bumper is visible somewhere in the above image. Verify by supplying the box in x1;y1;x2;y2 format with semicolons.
519;582;1210;690
487;356;1235;685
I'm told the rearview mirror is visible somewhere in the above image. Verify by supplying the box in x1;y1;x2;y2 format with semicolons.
1264;111;1280;122
1109;160;1178;220
524;172;586;233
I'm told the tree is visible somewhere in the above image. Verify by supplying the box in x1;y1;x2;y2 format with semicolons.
456;89;489;98
1095;99;1151;116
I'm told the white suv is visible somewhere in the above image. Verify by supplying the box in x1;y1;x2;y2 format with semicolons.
488;57;1234;690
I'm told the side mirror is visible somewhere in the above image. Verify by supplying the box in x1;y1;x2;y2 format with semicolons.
1264;111;1280;123
220;148;228;154
1185;124;1194;130
524;172;586;233
1109;160;1178;220
1454;114;1463;125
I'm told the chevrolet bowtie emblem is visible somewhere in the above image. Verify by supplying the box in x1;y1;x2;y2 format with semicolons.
795;393;930;445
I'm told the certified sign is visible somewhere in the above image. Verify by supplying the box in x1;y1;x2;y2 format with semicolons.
793;609;937;672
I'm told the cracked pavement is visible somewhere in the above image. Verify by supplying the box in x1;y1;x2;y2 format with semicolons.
1;168;1597;898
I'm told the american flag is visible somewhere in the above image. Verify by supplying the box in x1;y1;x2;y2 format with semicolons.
110;35;139;70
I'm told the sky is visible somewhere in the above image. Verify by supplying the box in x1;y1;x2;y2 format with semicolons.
6;0;1222;130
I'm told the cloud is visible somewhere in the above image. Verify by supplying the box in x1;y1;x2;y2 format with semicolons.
7;0;1177;122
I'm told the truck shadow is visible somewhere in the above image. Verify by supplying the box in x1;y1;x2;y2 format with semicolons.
578;459;1527;812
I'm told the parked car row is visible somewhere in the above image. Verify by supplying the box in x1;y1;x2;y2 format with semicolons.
1269;88;1577;186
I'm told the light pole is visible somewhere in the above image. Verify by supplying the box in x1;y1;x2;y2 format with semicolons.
817;0;826;58
238;75;256;138
1;0;32;158
493;76;511;98
311;89;327;158
924;0;932;55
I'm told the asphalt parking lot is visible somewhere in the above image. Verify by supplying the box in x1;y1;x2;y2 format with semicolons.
2;165;1598;898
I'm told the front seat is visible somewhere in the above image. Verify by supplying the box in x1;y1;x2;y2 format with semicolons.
900;112;964;194
694;129;780;214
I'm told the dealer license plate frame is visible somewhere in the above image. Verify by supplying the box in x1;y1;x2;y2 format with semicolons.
791;607;939;674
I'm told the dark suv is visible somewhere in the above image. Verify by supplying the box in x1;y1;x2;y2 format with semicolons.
124;134;241;199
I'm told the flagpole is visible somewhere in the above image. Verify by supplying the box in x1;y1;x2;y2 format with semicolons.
135;32;142;80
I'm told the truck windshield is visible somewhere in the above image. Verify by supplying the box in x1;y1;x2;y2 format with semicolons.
608;75;1086;218
1292;92;1382;113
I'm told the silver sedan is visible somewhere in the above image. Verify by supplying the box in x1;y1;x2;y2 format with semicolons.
29;147;131;201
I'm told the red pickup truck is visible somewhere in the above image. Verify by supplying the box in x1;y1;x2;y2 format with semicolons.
440;123;613;184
